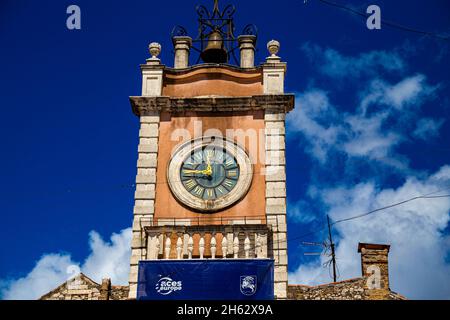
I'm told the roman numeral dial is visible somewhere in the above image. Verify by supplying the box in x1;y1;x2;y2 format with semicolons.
167;137;253;212
180;147;240;200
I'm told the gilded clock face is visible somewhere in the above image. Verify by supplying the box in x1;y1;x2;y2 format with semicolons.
180;147;240;200
167;137;253;212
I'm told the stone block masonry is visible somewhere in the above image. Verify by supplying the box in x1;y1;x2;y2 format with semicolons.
264;111;288;299
128;112;160;299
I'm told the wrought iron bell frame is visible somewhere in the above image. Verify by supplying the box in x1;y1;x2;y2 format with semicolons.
171;0;258;65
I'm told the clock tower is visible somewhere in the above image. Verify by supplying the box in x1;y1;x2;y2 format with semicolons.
128;0;294;299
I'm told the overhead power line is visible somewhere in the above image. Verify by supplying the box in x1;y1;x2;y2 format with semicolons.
223;187;450;256
311;0;450;41
331;188;450;226
252;186;450;253
285;188;450;280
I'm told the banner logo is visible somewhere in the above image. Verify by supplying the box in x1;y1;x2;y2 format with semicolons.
155;277;182;295
240;275;257;296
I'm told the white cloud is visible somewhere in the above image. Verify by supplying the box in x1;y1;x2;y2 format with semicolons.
0;254;78;300
414;118;445;140
302;43;406;79
287;90;342;162
287;74;439;171
0;228;131;300
342;112;401;158
286;90;399;166
82;229;132;285
288;199;317;224
385;75;431;109
288;44;449;299
360;75;438;112
289;166;450;299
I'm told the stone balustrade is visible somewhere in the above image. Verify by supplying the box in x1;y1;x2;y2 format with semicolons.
142;224;270;260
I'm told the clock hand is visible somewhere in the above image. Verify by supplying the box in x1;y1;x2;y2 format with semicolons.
183;154;213;176
203;154;213;176
183;168;212;176
182;169;206;174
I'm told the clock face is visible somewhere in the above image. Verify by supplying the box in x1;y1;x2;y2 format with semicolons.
180;148;240;200
167;137;253;212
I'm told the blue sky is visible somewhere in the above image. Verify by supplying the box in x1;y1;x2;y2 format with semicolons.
0;0;449;299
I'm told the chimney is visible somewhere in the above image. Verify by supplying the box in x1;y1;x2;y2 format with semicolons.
238;35;256;68
99;278;111;300
358;243;391;299
173;36;192;69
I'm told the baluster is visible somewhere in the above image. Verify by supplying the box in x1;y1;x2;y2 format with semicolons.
176;236;183;260
260;233;268;258
165;236;171;259
199;236;205;259
255;233;261;258
211;235;217;259
222;236;228;259
155;236;160;260
233;235;239;259
187;235;193;259
244;234;251;259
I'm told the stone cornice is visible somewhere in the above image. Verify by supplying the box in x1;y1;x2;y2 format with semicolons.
163;63;262;74
140;63;262;74
129;94;295;116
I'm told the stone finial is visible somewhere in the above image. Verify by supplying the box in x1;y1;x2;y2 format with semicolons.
267;40;280;57
263;39;285;93
238;35;256;68
173;36;192;69
149;42;161;59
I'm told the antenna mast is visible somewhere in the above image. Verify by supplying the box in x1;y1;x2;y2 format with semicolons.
327;215;337;282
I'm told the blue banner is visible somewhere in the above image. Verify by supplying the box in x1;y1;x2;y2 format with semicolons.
137;259;274;300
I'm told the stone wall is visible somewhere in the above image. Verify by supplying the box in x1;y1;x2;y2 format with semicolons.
288;278;366;300
108;285;130;300
288;278;405;300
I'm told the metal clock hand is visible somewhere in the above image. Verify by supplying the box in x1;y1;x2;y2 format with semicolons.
183;168;212;176
182;155;213;176
182;169;206;174
204;154;213;176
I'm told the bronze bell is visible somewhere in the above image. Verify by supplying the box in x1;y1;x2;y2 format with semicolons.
201;31;228;63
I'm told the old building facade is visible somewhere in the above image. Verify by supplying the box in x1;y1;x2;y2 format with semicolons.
41;0;406;301
40;274;128;301
127;0;291;300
